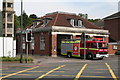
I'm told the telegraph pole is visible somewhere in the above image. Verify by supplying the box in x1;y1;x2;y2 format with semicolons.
20;0;23;63
82;33;86;60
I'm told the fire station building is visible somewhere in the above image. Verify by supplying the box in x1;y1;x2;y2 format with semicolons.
17;12;109;57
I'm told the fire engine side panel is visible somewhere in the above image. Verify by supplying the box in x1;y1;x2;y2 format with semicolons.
61;43;73;55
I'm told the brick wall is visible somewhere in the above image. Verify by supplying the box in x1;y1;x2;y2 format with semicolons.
51;34;57;57
34;32;51;55
104;18;119;42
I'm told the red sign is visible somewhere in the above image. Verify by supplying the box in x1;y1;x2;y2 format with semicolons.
73;43;79;55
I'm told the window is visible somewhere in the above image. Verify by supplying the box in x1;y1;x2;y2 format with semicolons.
70;19;83;27
3;3;6;8
7;34;12;37
113;45;117;50
31;37;34;50
91;43;97;48
3;13;5;18
7;3;13;8
3;24;5;28
41;18;51;27
86;43;91;47
7;12;12;22
78;20;83;27
22;43;25;50
40;36;45;50
7;23;12;28
70;19;74;26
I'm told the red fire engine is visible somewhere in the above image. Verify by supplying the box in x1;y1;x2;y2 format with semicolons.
61;39;108;60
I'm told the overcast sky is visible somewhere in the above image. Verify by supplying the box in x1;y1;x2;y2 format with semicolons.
0;0;120;19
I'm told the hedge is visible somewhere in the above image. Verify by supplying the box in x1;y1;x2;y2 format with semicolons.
0;57;33;62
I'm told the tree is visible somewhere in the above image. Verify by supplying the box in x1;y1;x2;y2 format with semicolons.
14;12;36;39
88;19;101;23
18;11;34;28
29;14;37;19
14;14;20;29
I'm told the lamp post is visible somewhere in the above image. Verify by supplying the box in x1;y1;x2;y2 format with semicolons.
20;0;23;63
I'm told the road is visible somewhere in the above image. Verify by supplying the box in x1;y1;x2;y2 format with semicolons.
1;55;120;80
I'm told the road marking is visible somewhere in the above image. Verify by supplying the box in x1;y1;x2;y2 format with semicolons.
74;64;88;80
0;66;40;80
47;74;75;77
26;71;47;72
26;71;65;73
81;76;111;78
35;65;65;80
16;74;32;76
105;63;118;80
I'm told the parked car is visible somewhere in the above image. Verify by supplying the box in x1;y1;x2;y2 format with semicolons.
115;50;120;55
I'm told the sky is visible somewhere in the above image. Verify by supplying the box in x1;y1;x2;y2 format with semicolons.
0;0;120;19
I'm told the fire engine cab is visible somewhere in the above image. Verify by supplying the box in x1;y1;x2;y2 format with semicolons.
61;39;109;60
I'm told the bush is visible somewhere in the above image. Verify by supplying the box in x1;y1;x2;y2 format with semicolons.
0;57;33;62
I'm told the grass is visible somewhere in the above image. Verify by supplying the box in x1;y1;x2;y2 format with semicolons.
0;57;33;62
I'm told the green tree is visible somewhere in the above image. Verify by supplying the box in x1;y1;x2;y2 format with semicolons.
14;14;20;29
14;14;20;39
14;12;36;39
18;11;34;28
88;19;101;23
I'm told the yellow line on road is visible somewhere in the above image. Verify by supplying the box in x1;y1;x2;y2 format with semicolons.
47;74;75;77
35;65;65;80
0;66;40;80
81;76;111;78
26;71;47;72
74;64;88;80
105;63;118;80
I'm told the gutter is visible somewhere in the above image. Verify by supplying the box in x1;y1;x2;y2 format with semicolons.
33;26;109;35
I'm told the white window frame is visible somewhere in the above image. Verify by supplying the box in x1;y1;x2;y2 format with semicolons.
70;19;83;27
78;20;83;27
113;45;117;50
70;19;74;26
30;37;34;50
40;36;45;50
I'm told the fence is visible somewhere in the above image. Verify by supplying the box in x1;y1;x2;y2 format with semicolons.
0;37;16;57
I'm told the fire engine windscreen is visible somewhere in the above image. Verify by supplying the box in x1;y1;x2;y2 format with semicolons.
97;43;108;49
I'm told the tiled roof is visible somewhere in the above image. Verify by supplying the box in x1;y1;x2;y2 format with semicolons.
25;12;101;30
36;12;100;29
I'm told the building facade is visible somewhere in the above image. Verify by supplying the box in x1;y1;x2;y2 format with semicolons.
2;0;15;37
0;10;2;37
104;12;120;54
17;12;109;57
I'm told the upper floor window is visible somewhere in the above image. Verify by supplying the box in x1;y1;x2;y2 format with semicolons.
70;19;83;28
7;3;13;8
7;23;12;28
41;18;52;27
3;2;6;8
7;12;12;22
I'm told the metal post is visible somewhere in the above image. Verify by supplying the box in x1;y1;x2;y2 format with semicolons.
20;0;23;63
84;33;86;60
26;42;28;63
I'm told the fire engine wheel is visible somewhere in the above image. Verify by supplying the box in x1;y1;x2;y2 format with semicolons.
67;52;72;58
98;57;103;60
87;54;93;60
